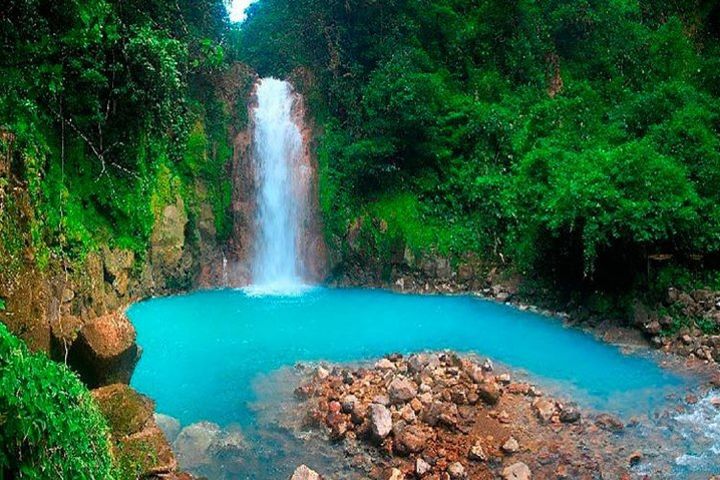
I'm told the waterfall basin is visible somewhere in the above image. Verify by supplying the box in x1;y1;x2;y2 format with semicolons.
128;288;715;478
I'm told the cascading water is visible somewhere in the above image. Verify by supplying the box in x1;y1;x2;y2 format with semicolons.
248;78;308;294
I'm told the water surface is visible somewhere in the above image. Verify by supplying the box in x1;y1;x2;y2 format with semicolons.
129;287;686;426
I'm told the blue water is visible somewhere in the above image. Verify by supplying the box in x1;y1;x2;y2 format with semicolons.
128;287;687;427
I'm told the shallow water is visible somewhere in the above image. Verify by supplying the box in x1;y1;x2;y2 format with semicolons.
129;287;686;425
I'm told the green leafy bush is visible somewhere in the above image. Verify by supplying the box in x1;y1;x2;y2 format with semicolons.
0;323;117;479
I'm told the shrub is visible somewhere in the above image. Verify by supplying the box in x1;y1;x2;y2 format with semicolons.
0;323;117;479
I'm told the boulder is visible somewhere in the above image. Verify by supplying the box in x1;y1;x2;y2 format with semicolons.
290;465;322;480
388;377;418;404
67;311;139;388
92;384;176;476
502;462;532;480
369;404;393;439
155;413;181;443
173;422;221;469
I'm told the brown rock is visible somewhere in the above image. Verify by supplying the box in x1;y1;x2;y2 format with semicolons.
532;398;556;423
92;384;176;475
388;377;418;404
447;462;467;479
477;381;501;405
68;311;139;388
394;424;428;455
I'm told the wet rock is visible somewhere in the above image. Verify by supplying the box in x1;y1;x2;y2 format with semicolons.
502;436;520;454
208;427;248;468
173;422;221;469
290;465;322;480
559;406;581;424
376;358;397;370
628;451;643;466
155;413;181;443
502;462;532;480
532;398;556;423
388;377;418;404
595;413;624;433
369;404;393;439
67;311;139;388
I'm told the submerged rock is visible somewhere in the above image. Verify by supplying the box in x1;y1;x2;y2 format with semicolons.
173;421;229;469
155;413;181;443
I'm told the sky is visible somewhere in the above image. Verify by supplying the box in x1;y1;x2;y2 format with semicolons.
228;0;257;22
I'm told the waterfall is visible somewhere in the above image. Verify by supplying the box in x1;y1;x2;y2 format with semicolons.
247;78;309;294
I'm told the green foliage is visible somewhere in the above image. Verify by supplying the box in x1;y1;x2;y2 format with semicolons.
0;0;236;265
0;323;117;479
240;0;720;288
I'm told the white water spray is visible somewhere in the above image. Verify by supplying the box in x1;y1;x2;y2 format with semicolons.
247;78;309;295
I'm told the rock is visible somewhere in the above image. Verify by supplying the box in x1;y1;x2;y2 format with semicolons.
369;404;393;439
67;311;140;388
559;406;581;424
482;358;494;372
208;426;248;469
477;381;501;405
150;196;188;271
373;394;390;406
644;320;662;335
595;413;624;433
290;465;322;480
447;462;467;479
468;442;488;462
92;384;176;475
384;468;405;480
173;421;221;469
416;457;432;476
341;394;358;414
315;366;330;379
502;436;520;454
628;451;643;466
92;384;153;438
502;462;532;480
376;358;397;370
394;424;428;455
532;398;556;423
155;413;181;443
388;377;418;404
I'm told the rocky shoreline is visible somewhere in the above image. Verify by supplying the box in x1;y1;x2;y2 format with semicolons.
330;252;720;368
288;352;648;480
